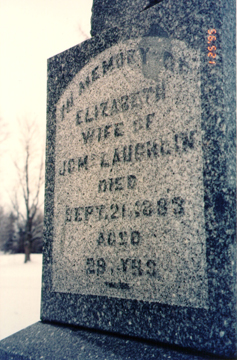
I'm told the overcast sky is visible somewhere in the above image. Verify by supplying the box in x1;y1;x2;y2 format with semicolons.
0;0;93;209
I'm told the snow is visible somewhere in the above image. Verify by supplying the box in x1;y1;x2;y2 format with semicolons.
0;253;42;340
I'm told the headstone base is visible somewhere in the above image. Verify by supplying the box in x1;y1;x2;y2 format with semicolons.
0;322;228;360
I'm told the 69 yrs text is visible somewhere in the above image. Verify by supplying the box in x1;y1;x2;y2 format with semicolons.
86;257;157;277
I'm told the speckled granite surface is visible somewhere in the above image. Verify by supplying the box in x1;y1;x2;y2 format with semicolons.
39;1;236;358
1;1;235;359
0;322;223;360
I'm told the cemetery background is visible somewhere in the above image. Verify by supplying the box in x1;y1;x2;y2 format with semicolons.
0;1;93;254
0;0;92;338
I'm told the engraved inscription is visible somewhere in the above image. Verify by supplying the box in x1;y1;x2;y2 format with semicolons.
64;197;185;223
52;37;208;308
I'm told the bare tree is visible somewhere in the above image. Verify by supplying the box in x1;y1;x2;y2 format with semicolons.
11;118;44;263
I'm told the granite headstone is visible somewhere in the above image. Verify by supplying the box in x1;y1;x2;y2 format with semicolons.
40;0;236;358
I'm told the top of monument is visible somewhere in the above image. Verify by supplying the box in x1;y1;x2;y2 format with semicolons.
91;0;163;36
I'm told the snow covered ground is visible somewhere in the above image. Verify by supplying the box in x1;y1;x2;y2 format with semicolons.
0;253;42;340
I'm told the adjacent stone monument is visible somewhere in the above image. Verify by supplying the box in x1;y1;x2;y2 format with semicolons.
0;0;236;359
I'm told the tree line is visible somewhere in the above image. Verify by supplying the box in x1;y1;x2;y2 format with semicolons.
0;207;43;255
0;117;44;262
